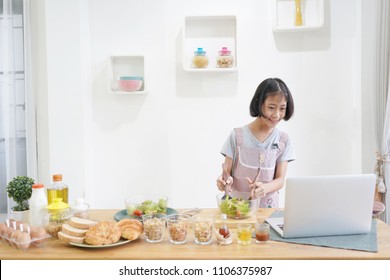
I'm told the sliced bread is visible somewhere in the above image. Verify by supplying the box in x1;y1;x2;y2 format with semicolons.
62;223;88;237
69;216;97;229
58;231;85;244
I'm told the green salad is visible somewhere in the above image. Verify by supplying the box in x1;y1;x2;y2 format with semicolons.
219;196;251;218
127;199;167;217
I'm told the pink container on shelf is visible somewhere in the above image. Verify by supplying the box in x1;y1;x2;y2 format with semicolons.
118;76;143;92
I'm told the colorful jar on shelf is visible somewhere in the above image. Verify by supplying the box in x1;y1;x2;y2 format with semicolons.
216;47;234;68
192;47;209;68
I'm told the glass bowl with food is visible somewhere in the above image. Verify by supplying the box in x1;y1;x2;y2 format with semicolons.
216;191;259;219
125;194;168;218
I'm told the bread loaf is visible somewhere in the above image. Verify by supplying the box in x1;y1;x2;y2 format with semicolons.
62;223;88;237
69;216;97;229
58;231;85;244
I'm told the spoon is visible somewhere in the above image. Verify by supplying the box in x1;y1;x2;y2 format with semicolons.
248;167;261;200
182;208;201;217
222;163;232;198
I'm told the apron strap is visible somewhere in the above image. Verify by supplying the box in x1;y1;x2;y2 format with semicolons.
278;131;288;152
232;127;244;176
234;127;243;147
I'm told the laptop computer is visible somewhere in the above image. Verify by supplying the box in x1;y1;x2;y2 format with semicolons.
266;174;376;238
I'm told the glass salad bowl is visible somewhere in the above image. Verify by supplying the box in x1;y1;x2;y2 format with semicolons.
216;191;259;219
125;194;168;217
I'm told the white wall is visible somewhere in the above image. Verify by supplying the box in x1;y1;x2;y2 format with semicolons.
33;0;374;210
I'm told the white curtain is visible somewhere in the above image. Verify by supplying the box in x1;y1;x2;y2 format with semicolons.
375;0;390;223
0;0;18;213
383;78;390;223
0;0;32;214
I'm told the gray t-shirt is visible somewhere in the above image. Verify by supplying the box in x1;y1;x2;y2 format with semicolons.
220;125;295;163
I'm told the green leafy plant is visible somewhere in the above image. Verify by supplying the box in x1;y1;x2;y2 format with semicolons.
6;176;35;211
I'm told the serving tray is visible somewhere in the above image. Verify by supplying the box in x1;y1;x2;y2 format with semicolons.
69;238;132;248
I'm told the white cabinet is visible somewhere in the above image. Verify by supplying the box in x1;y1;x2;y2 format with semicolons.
273;0;324;32
109;55;147;94
182;15;237;72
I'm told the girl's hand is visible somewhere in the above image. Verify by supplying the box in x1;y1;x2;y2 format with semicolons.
217;175;233;193
246;177;266;198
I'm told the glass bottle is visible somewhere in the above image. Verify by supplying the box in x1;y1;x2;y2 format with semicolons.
294;0;303;26
47;174;69;204
192;47;209;68
218;214;230;238
216;47;234;68
29;184;48;227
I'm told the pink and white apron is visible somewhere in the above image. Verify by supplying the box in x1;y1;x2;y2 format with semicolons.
231;127;288;208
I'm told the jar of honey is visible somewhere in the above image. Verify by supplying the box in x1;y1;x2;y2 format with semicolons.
192;48;209;68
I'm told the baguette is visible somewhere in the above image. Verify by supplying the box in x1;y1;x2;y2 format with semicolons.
58;231;85;244
69;216;97;229
62;223;88;237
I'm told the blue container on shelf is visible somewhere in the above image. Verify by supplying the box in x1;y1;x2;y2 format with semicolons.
119;76;143;81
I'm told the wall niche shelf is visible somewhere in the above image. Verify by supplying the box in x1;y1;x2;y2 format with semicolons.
273;0;324;32
109;55;147;95
183;15;237;72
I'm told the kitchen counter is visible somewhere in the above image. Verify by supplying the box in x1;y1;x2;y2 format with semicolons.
1;208;390;260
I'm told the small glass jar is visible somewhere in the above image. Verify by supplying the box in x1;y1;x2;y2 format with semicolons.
237;223;252;245
45;198;71;237
255;222;270;244
167;214;190;244
71;197;89;219
216;47;234;68
192;215;213;245
192;48;209;68
142;213;166;243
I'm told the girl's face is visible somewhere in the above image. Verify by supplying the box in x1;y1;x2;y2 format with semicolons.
261;93;287;127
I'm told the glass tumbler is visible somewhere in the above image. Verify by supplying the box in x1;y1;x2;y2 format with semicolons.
237;223;252;245
167;214;190;244
255;223;270;244
192;215;213;245
142;213;166;243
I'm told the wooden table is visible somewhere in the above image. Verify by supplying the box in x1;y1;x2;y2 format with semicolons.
1;208;390;260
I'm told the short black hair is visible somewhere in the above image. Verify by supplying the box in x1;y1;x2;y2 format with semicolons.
249;78;294;121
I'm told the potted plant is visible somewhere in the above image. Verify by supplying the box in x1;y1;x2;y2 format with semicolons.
6;176;35;212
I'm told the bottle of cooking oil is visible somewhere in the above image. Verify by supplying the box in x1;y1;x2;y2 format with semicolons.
47;174;69;205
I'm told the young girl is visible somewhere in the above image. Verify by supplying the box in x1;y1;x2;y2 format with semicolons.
216;78;295;208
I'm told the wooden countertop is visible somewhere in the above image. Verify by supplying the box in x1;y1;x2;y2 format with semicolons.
1;208;390;260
